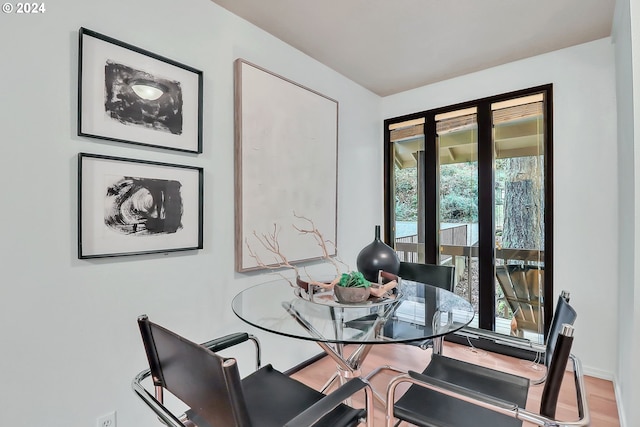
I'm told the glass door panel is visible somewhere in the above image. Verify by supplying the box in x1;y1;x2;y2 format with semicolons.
389;118;425;262
436;108;479;319
492;94;545;343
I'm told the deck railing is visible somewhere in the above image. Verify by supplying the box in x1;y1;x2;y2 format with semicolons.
394;235;543;303
395;224;468;262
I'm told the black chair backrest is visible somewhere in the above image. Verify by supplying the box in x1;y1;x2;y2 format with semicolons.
138;316;252;426
398;262;455;294
544;294;577;367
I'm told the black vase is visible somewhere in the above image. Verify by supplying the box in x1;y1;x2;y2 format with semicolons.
356;225;400;283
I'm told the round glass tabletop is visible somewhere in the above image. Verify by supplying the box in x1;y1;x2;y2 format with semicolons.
232;277;475;345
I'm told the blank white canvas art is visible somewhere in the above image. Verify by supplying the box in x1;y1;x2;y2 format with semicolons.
234;59;338;272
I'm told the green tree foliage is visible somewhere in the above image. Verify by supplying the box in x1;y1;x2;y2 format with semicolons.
394;164;418;221
395;162;481;223
394;159;537;232
439;162;478;223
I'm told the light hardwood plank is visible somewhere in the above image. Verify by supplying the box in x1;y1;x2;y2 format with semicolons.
290;342;620;426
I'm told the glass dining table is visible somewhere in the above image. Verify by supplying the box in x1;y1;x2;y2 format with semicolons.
232;276;475;398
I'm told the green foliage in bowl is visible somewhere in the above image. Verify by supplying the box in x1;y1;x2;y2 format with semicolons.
337;271;371;288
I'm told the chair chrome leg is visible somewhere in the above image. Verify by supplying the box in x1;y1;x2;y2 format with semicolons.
364;365;407;406
365;364;406;380
363;381;375;427
432;336;443;355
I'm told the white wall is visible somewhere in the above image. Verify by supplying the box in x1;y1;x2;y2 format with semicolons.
613;0;640;424
381;38;619;379
613;1;634;425
0;1;381;426
632;1;640;415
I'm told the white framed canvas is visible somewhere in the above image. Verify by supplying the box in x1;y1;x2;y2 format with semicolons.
234;59;338;272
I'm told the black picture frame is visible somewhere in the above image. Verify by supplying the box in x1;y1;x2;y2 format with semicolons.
78;27;203;153
78;153;204;259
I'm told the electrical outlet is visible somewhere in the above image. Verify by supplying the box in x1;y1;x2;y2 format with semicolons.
97;411;116;427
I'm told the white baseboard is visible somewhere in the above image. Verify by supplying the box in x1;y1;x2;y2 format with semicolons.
583;367;625;426
583;364;615;381
613;374;627;427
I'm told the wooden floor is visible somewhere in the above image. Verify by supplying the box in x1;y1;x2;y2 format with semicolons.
290;342;620;426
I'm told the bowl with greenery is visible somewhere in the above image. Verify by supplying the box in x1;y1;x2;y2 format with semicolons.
333;271;371;303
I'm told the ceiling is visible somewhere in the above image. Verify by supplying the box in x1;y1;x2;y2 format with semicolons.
211;0;616;96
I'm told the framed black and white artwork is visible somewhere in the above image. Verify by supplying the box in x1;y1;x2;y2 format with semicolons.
78;153;203;259
78;27;203;153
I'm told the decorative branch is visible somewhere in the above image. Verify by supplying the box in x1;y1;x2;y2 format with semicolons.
292;212;348;275
244;213;349;289
369;280;398;298
245;224;301;286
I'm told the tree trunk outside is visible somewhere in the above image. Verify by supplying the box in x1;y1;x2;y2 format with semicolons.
502;157;543;250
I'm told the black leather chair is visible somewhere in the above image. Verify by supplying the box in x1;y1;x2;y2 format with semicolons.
380;261;455;354
132;315;374;427
396;262;456;293
385;294;589;427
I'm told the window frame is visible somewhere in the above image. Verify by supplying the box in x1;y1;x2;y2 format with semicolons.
383;84;554;342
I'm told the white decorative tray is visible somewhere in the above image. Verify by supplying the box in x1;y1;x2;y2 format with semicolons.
293;286;402;307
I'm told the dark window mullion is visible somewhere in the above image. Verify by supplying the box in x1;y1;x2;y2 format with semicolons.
424;114;438;264
542;87;554;337
383;119;394;244
477;101;495;331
